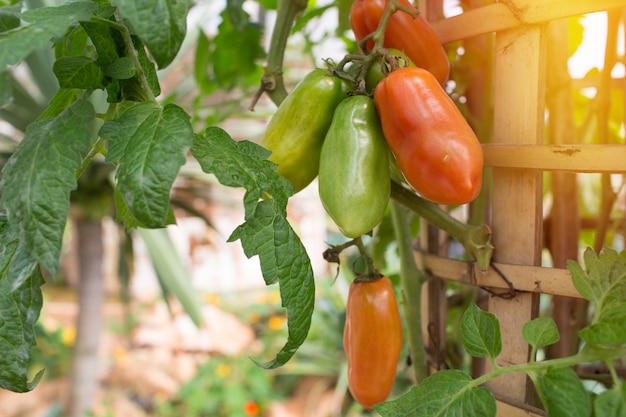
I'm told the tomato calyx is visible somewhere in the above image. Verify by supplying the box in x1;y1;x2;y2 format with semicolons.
353;269;384;284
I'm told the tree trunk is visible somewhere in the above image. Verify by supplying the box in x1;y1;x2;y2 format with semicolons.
67;219;105;417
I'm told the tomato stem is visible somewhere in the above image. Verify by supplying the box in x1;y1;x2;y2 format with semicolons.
390;180;494;271
251;0;307;109
390;202;430;383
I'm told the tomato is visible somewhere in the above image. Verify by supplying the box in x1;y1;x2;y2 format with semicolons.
374;67;483;205
318;95;390;238
344;275;403;409
349;0;450;86
260;69;351;193
365;48;414;94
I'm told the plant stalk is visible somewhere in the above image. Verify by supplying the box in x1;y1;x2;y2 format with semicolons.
390;201;430;384
252;0;307;108
390;180;494;271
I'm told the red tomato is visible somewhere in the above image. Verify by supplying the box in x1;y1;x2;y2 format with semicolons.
350;0;450;85
343;275;403;409
374;67;483;205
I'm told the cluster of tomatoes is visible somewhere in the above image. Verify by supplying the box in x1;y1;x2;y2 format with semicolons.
261;0;484;409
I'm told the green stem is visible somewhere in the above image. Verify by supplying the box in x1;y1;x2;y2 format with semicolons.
252;0;307;108
109;14;157;103
354;237;376;278
390;201;430;384
390;180;494;271
472;346;626;388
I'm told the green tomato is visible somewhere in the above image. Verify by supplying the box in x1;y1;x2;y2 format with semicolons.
260;69;352;193
365;48;414;94
318;95;390;238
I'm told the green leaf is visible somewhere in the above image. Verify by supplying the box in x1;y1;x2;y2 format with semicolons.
594;384;626;417
535;367;591;417
111;0;189;68
375;369;496;417
226;0;247;31
103;57;136;80
578;317;626;346
460;303;502;359
0;97;95;275
38;88;84;119
568;247;626;346
0;1;99;68
0;239;45;392
0;70;10;106
522;316;560;348
190;127;314;369
136;228;203;326
0;212;45;392
100;102;193;228
211;11;266;89
0;5;20;33
53;56;106;89
80;19;121;66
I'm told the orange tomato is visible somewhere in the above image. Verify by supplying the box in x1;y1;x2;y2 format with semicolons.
350;0;450;85
343;275;403;409
374;67;483;205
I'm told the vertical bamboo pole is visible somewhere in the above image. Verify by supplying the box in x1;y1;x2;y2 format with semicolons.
487;23;546;405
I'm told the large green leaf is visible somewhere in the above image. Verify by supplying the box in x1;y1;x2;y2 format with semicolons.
0;97;95;275
0;239;45;393
100;102;193;228
0;1;100;68
375;369;496;417
111;0;189;68
190;126;314;369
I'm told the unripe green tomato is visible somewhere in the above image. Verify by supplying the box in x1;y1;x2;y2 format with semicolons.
260;69;352;193
365;48;414;93
318;95;390;238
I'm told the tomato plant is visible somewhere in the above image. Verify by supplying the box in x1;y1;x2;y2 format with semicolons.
318;95;390;238
343;274;403;409
374;66;483;205
349;0;449;85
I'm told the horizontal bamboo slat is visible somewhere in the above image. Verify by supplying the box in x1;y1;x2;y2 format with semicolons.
432;0;626;44
482;144;626;173
413;251;581;299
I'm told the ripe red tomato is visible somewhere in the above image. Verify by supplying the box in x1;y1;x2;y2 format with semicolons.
343;275;403;409
349;0;449;85
374;67;483;205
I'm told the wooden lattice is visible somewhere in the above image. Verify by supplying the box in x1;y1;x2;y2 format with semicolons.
417;1;626;415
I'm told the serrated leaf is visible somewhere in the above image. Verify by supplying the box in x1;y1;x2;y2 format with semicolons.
0;236;45;392
569;247;626;346
190;127;313;369
522;316;560;348
0;1;99;68
375;369;496;417
0;98;95;275
226;0;246;31
111;0;189;68
578;317;626;346
460;303;502;359
535;367;591;417
594;384;626;417
53;56;105;89
100;102;192;228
